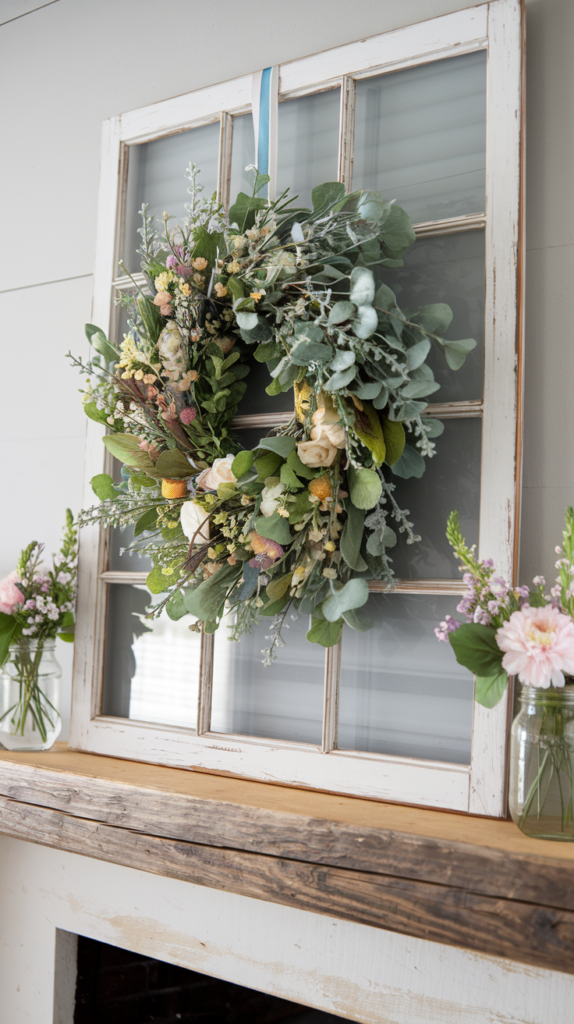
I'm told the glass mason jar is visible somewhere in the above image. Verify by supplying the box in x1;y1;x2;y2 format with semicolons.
0;640;62;751
509;682;574;840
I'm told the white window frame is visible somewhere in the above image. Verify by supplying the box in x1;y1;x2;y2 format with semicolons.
70;0;524;817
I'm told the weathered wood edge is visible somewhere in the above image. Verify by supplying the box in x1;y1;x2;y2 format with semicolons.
1;795;574;977
0;760;573;913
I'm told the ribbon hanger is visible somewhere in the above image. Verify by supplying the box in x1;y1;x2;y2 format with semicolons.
251;66;278;201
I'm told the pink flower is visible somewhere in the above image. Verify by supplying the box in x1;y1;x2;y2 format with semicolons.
496;605;574;688
0;571;25;615
180;406;197;425
248;533;283;570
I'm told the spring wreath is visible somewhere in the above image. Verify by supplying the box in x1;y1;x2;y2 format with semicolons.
71;166;476;661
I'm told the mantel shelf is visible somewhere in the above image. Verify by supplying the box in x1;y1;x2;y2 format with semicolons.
1;744;573;976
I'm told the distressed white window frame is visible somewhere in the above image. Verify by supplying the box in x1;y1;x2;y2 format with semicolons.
70;0;524;816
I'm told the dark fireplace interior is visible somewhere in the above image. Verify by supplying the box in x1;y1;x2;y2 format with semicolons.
74;936;348;1023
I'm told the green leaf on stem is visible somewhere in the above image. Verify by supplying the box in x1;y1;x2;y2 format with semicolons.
449;623;504;677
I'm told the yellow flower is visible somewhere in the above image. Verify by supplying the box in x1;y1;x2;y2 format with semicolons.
134;369;144;380
323;540;336;552
227;260;241;274
154;271;173;292
214;282;228;298
179;281;191;296
250;291;264;302
207;547;218;559
277;508;290;518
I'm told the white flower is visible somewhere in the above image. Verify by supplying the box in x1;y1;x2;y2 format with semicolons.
260;477;284;517
196;454;237;492
180;502;210;544
158;321;187;374
297;436;338;468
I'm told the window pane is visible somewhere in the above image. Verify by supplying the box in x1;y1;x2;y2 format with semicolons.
123;122;221;272
353;50;487;224
102;585;200;728
235;358;295;417
108;457;153;572
211;613;325;743
390;230;485;402
276;89;340;209
230;112;254;203
389;417;481;579
338;594;474;764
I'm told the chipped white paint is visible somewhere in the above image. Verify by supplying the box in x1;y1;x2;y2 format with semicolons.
0;834;571;1024
70;0;524;816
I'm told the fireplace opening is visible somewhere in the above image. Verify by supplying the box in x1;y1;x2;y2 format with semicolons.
73;935;349;1023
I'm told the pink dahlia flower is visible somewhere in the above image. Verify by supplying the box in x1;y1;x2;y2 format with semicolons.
0;571;25;615
496;604;574;688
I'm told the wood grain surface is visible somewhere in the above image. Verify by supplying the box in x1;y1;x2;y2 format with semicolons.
1;745;573;974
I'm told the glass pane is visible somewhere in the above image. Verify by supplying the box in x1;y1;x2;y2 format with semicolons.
276;89;340;209
230;112;254;203
235;358;295;417
108;458;153;572
389;417;481;579
102;585;200;727
353;50;487;224
211;613;325;743
123;121;221;272
339;594;474;764
390;230;485;402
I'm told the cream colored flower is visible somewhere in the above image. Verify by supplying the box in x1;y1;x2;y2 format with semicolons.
214;282;228;298
322;568;338;579
153;290;172;308
310;399;346;449
192;257;208;271
196;454;237;491
297;436;337;468
180;501;210;544
154;271;173;292
260;477;284;517
227;260;241;274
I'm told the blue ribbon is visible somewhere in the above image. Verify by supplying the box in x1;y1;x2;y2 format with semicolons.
257;67;272;175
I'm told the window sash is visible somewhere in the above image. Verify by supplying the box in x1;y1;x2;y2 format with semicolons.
71;0;524;816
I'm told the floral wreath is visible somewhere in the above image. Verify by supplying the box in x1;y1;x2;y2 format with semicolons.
72;166;475;662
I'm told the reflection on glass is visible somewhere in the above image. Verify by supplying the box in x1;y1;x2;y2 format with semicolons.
107;457;153;572
276;89;340;209
102;585;200;727
389;418;481;580
230;112;255;203
123;121;221;271
339;594;474;763
390;230;485;402
353;51;487;224
211;613;325;743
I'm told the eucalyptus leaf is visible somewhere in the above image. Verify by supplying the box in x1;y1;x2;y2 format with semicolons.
322;578;369;622
287;449;316;480
290;339;333;365
414;303;453;336
441;338;477;371
330;349;356;372
372;385;389;410
306;614;343;647
183;562;242;621
325;365;356;390
406;339;431;370
254;513;293;545
390;444;426;479
342;607;373;632
328;301;355;326
400;379;441;400
352;381;382;400
236;311;259;330
348;466;382;509
266;573;293;602
421;416;445;439
257;435;296;459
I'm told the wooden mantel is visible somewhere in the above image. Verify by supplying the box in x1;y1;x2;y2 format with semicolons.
1;744;574;975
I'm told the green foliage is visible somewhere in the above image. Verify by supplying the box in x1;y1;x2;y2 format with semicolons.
348;466;382;509
449;623;504;678
322;579;370;622
91;474;118;501
306;611;344;647
0;612;16;667
254;513;293;545
474;671;509;709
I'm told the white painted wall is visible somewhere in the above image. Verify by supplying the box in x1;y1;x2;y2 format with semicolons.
1;0;573;1019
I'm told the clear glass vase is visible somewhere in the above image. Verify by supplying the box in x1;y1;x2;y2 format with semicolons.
0;640;62;751
509;682;574;840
